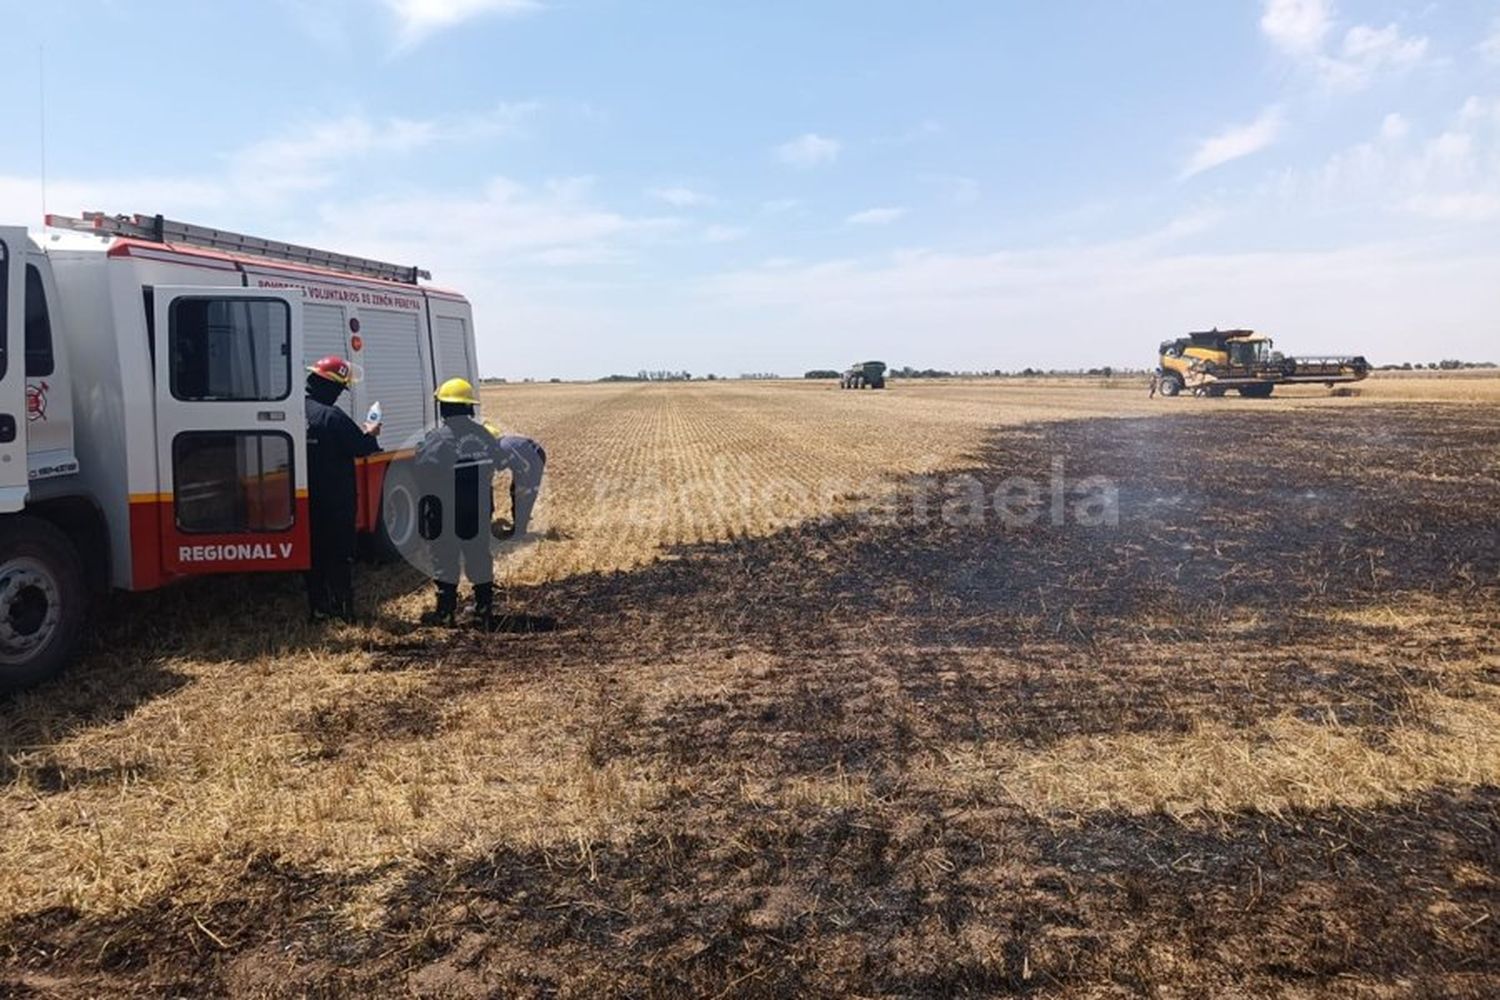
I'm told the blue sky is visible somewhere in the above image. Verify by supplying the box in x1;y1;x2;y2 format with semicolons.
3;0;1498;377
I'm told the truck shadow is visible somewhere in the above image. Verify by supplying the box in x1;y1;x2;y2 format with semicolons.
0;556;430;766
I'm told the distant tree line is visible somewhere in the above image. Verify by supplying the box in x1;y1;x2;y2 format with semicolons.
1375;360;1497;371
598;370;695;382
805;365;1141;379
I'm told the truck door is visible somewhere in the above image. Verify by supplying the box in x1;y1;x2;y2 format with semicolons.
152;286;308;578
0;229;29;513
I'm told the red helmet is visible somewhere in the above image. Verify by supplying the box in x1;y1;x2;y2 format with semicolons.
307;355;354;387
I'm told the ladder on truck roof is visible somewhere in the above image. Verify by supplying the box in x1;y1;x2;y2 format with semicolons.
45;211;432;285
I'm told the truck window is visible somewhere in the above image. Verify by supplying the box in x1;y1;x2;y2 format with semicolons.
169;298;290;402
172;431;294;533
25;265;54;377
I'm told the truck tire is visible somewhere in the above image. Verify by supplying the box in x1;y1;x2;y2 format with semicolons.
372;464;420;564
0;517;87;694
1159;374;1183;397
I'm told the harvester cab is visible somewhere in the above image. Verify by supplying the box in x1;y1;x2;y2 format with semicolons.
1156;329;1276;397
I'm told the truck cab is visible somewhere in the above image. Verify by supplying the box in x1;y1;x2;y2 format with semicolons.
1;227;83;688
1;228;77;493
1;224;309;691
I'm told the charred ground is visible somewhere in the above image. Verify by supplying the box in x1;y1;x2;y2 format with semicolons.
3;404;1498;997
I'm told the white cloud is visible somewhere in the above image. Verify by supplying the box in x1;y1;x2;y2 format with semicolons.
846;207;907;226
7;166;672;276
1341;23;1427;67
1275;98;1500;225
232;116;436;197
1379;112;1409;142
2;109;491;225
385;0;540;45
1180;107;1283;179
1150;209;1228;243
1261;1;1428;93
1260;0;1332;55
774;133;841;169
1458;96;1500;128
649;186;714;208
301;175;682;271
1318;23;1428;91
228;105;534;202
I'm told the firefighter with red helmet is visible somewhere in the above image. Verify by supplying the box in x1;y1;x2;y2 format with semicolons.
304;356;381;621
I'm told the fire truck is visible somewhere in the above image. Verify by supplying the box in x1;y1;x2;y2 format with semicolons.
0;212;480;691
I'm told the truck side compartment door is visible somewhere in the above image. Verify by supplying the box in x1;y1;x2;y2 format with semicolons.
151;286;308;578
0;229;29;512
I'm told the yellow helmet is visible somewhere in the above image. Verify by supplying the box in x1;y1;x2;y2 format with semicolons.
435;377;477;405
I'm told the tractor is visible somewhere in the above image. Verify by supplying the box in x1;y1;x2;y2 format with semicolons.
840;361;887;389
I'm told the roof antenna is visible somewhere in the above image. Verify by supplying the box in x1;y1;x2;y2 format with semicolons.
38;44;48;224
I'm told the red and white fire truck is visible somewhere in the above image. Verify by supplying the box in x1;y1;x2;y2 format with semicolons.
0;212;480;690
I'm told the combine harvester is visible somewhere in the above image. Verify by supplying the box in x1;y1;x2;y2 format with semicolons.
1154;328;1369;398
0;212;481;691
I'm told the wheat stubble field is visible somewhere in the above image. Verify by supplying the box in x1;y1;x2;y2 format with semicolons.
2;375;1499;997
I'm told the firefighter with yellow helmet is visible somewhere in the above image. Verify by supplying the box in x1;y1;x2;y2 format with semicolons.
415;377;546;626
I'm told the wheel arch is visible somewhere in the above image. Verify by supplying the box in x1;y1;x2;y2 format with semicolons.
23;495;110;598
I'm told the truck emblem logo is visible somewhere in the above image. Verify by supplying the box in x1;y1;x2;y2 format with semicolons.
26;382;48;422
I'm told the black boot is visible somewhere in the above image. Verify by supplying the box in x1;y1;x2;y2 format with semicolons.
305;570;333;623
421;583;459;626
328;559;357;623
471;583;495;628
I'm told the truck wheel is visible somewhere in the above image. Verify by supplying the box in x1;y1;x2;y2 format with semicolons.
0;517;87;694
373;466;419;564
1159;374;1183;397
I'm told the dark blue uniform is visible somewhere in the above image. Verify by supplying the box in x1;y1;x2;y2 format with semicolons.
305;393;380;618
